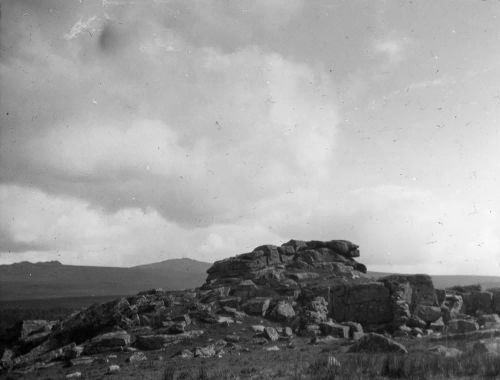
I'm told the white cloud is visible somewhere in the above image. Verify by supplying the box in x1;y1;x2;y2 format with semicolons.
64;16;99;40
373;36;409;64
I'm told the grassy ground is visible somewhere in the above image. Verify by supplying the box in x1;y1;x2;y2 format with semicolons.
5;330;500;380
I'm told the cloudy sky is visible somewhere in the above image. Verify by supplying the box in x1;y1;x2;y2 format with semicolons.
1;0;499;274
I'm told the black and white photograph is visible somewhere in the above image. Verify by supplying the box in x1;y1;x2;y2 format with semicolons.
1;0;500;378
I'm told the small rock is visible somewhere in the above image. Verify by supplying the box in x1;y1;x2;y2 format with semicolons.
265;345;280;351
284;327;293;337
107;364;120;373
194;344;216;358
70;356;94;366
252;337;269;345
174;349;194;359
251;325;265;333
412;327;424;336
225;334;240;343
1;348;14;370
66;372;82;379
127;351;147;363
264;327;279;342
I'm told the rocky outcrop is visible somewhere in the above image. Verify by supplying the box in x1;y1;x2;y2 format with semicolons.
5;237;496;376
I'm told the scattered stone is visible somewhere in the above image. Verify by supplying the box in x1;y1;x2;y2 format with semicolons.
225;334;240;343
1;348;14;370
348;333;408;354
412;327;424;337
127;351;147;363
194;344;216;358
66;372;82;379
264;327;279;342
174;349;194;359
251;325;265;333
252;337;269;345
107;364;120;373
265;345;280;351
284;327;293;337
70;356;94;366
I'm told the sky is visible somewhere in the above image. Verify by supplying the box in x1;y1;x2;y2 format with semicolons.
1;0;500;275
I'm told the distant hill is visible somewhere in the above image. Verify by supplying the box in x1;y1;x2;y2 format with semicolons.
0;258;211;301
369;271;500;290
2;259;499;302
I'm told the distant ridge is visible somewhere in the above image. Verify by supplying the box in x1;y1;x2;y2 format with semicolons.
2;259;499;301
0;258;211;301
369;271;500;290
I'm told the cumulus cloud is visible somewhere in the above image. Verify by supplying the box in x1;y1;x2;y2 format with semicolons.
373;35;410;64
0;1;339;264
1;1;499;275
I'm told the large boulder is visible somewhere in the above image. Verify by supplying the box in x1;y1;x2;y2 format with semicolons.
83;331;131;354
330;282;392;324
462;291;493;315
381;274;437;312
491;290;500;314
414;305;442;323
269;300;295;321
347;333;408;354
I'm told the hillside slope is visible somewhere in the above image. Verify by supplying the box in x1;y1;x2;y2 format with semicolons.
0;258;211;301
